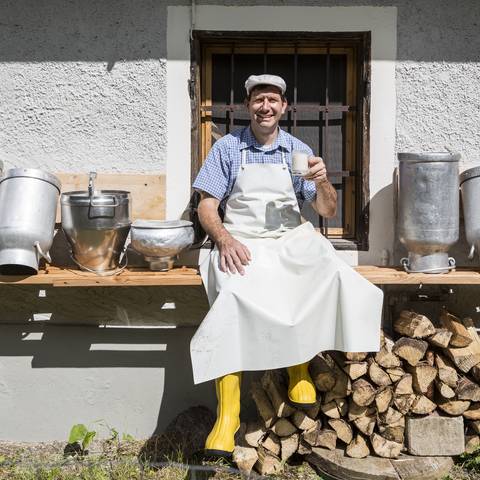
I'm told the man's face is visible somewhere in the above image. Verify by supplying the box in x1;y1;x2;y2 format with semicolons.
245;86;287;132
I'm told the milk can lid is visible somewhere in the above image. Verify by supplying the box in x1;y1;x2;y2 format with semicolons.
460;166;480;185
0;168;62;192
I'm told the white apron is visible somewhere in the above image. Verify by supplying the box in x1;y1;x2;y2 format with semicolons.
191;148;383;384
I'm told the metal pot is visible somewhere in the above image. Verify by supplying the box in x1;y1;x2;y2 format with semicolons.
0;168;61;275
131;220;194;271
397;152;460;273
460;166;480;260
61;174;131;274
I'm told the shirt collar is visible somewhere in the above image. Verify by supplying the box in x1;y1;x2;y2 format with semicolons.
240;126;291;153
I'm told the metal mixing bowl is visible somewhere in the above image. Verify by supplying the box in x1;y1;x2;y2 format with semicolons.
130;219;194;271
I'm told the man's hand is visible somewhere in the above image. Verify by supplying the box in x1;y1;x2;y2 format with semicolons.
216;233;251;275
303;156;328;185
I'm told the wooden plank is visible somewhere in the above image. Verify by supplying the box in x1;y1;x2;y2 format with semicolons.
4;265;480;287
354;266;480;285
56;173;165;222
0;267;201;287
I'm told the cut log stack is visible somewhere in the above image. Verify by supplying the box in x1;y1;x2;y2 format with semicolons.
232;309;480;475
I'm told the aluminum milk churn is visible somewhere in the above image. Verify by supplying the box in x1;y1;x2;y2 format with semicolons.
460;166;480;260
0;168;61;274
397;152;460;273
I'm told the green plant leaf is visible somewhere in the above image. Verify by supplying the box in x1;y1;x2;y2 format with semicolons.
82;430;96;451
68;424;88;444
122;433;135;442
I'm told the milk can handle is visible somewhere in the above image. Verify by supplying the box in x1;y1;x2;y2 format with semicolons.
468;244;476;260
34;241;52;264
89;195;119;208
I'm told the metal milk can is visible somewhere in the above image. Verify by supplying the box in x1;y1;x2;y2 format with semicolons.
61;172;131;274
398;152;460;273
460;166;480;260
0;168;61;274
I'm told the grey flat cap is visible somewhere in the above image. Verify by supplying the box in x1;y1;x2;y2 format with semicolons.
244;74;286;95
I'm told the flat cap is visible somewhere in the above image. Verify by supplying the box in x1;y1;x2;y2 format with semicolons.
244;74;286;95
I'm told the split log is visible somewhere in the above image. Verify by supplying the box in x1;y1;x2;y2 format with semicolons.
255;446;281;476
410;394;437;415
427;328;453;348
305;402;321;420
233;446;258;475
445;345;480;374
251;381;276;428
435;353;459;387
305;428;337;450
292;410;318;431
379;425;404;444
352;414;376;436
440;310;472;347
386;367;405;383
309;354;337;392
280;433;299;462
444;316;480;373
435;379;456;399
245;420;266;447
323;354;352;403
468;420;480;434
370;433;402;458
352;378;376;406
345;352;368;362
262;432;281;456
394;310;435;338
343;361;368;381
378;407;404;427
270;418;297;437
321;400;341;419
328;418;353;445
261;371;295;418
457;377;480;402
378;407;406;442
437;398;471;416
392;337;428;366
395;374;413;395
375;386;394;413
376;335;402;369
348;400;375;421
465;435;480;453
368;359;392;386
408;363;437;394
464;403;480;420
345;434;370;459
393;394;415;415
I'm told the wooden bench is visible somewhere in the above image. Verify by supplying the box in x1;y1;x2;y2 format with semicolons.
1;172;480;288
1;266;480;288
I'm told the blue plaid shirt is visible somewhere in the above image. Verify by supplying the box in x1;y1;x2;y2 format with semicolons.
193;126;316;209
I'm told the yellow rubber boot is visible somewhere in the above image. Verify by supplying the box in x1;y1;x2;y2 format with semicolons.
287;362;317;407
204;372;242;457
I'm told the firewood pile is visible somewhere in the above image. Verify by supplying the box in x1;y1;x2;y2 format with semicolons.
233;309;480;476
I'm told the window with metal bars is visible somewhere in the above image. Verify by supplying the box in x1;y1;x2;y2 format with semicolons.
190;32;371;249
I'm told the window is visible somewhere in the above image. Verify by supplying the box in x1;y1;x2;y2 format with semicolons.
190;32;371;249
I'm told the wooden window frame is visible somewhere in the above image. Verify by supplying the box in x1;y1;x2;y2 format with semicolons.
190;31;371;251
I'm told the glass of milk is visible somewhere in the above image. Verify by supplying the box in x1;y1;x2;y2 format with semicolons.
291;150;310;176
